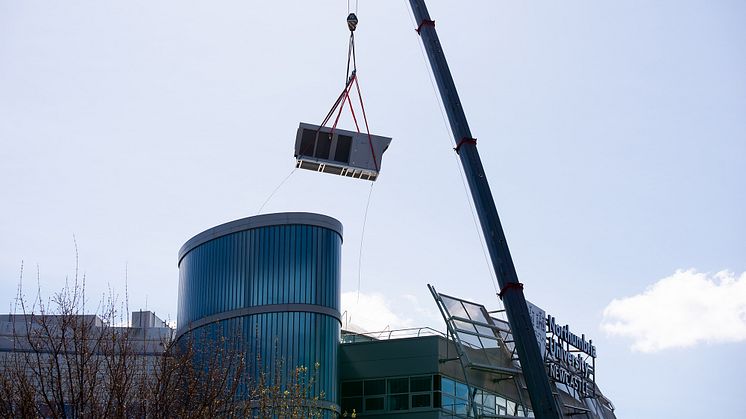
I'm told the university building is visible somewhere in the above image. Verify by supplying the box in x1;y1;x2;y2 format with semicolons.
176;212;616;418
1;212;616;418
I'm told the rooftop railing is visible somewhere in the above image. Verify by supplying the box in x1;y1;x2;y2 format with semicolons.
340;326;445;343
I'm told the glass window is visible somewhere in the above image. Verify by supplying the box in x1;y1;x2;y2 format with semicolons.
585;397;600;416
412;393;431;408
342;397;362;414
455;400;468;416
388;394;409;411
365;396;384;411
507;400;517;415
473;389;483;406
442;297;469;319
482;394;496;413
453;318;476;333
455;382;469;400
342;381;363;396
343;374;442;414
442;394;455;413
480;404;496;415
410;376;432;392
436;377;525;419
364;379;385;396
441;377;455;396
463;301;489;324
458;332;484;348
388;377;409;394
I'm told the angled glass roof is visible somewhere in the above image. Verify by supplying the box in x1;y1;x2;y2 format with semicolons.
429;285;522;374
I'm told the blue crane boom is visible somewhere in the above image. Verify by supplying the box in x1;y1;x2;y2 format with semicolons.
408;1;561;417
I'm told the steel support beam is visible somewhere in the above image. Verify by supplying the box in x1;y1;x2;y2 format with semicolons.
408;1;561;418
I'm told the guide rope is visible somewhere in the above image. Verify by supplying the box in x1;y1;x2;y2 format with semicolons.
256;167;297;214
402;0;499;294
357;181;374;303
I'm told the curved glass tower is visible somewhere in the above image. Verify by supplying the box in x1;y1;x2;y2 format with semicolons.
177;212;342;414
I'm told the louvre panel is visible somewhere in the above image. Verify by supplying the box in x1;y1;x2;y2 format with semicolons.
299;129;316;157
334;135;353;163
315;132;332;159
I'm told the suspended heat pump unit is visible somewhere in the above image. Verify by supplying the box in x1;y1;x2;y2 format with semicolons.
294;122;392;181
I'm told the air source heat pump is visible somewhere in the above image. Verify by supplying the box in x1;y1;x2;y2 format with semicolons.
294;122;392;181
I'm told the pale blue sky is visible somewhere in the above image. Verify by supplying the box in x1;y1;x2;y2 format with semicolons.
1;1;744;418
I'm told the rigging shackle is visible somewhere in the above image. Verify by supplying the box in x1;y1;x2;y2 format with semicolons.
347;13;358;32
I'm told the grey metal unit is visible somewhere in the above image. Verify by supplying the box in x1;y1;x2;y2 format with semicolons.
294;122;392;181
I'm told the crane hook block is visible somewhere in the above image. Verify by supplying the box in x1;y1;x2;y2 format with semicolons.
347;13;358;32
294;122;391;182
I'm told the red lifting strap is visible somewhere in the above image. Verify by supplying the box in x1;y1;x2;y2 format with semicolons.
454;137;477;154
416;19;435;34
498;282;524;300
316;13;380;173
317;72;380;173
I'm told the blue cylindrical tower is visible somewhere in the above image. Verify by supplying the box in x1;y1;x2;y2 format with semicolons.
177;212;342;414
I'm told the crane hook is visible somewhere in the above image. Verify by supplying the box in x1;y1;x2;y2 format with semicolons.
347;13;358;32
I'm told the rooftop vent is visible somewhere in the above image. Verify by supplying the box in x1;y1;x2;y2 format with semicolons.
294;122;391;181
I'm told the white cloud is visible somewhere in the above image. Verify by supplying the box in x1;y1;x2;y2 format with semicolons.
341;291;414;333
601;269;746;353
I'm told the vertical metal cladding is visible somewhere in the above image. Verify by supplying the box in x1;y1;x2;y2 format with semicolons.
177;213;342;414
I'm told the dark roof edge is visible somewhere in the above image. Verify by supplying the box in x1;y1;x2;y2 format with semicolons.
178;212;343;266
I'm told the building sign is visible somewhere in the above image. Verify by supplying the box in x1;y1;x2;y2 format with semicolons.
526;300;546;360
545;314;596;397
527;301;597;398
